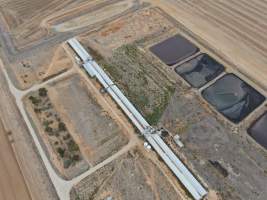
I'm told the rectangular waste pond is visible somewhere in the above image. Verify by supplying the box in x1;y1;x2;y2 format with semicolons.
150;34;199;66
202;74;265;123
248;112;267;149
175;54;225;88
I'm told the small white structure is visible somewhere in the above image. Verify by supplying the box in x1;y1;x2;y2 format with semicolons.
144;142;152;150
174;134;184;148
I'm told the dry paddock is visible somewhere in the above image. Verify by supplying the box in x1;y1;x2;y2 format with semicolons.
0;119;31;200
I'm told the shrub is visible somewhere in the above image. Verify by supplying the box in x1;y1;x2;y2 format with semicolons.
29;96;41;105
58;122;66;132
38;88;48;97
45;126;53;133
34;108;41;113
57;147;65;158
68;140;79;152
63;133;71;140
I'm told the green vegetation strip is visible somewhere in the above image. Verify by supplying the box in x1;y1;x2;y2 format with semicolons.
89;44;175;125
29;88;82;169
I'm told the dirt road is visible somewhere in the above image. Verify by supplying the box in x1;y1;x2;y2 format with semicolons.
0;120;31;200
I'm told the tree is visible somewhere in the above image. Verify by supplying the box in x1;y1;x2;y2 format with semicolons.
68;140;79;152
45;126;53;134
58;122;67;132
29;96;41;105
38;88;48;97
57;147;65;158
34;108;41;113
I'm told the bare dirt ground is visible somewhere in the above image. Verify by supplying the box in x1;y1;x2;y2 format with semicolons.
0;64;58;200
24;87;89;180
70;147;187;200
7;44;74;89
159;83;267;200
48;74;129;167
80;7;174;57
52;0;137;33
0;119;31;200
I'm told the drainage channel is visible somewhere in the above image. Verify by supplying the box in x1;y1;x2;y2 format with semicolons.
67;38;208;200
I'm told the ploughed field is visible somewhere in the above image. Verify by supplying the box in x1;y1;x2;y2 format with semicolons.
0;119;31;200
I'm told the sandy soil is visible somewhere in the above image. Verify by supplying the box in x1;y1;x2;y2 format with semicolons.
24;88;89;180
53;0;136;32
0;65;58;200
0;0;82;48
70;148;186;200
0;119;31;200
80;7;174;56
48;74;129;166
8;45;74;89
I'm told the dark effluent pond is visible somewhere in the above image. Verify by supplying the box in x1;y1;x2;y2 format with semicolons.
150;34;199;66
202;74;265;123
175;54;224;88
248;112;267;149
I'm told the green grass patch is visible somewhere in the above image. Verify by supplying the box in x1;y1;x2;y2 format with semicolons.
90;43;175;125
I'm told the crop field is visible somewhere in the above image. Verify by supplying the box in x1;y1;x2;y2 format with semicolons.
52;0;138;33
0;119;31;200
0;0;139;51
0;0;70;48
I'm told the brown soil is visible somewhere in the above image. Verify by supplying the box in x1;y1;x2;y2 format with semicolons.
0;119;31;200
48;74;129;166
70;148;186;200
80;7;174;57
25;88;89;180
9;45;74;89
